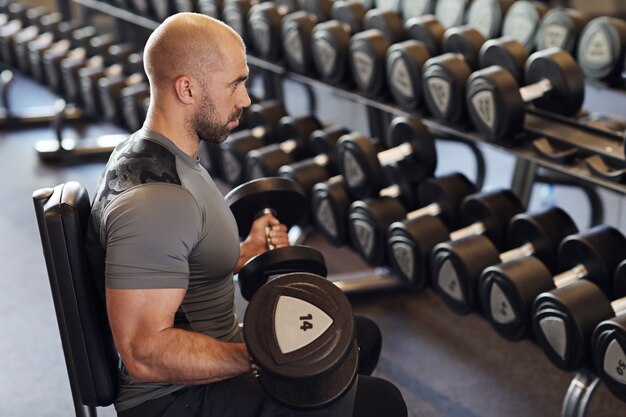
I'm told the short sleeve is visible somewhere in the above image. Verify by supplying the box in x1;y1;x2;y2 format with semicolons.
103;183;203;289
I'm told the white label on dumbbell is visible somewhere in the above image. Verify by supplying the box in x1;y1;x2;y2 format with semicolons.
342;150;365;188
504;15;534;45
435;0;464;29
284;28;304;67
274;296;333;354
542;24;568;50
390;58;414;99
437;260;464;302
222;151;242;184
470;90;495;129
248;160;265;180
538;317;567;360
604;339;626;384
489;282;515;324
426;77;451;115
583;28;612;67
224;11;244;36
467;3;494;38
402;0;431;18
352;51;374;87
315;199;338;238
251;21;271;56
314;39;336;77
353;219;374;258
391;242;414;280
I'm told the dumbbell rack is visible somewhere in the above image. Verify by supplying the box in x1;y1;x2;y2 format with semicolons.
61;1;626;416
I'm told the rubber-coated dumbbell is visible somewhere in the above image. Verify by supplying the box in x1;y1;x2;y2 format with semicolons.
385;39;431;111
219;100;289;185
591;291;626;403
120;81;150;131
466;48;584;141
247;2;298;61
465;0;515;39
245;115;326;179
244;272;357;409
499;0;547;51
349;172;476;268
385;173;477;289
226;177;328;301
348;9;407;98
311;169;419;248
400;0;434;21
390;188;524;293
276;126;350;197
478;37;529;84
535;7;591;55
479;226;626;343
335;115;437;199
97;52;145;126
530;228;626;371
577;17;626;87
312;2;403;90
433;206;577;315
9;7;54;74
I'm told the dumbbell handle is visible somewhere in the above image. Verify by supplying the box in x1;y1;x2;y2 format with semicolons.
449;221;486;241
258;208;278;250
278;139;298;154
553;264;588;288
377;142;413;166
520;79;552;103
312;153;330;167
612;297;626;316
498;242;535;264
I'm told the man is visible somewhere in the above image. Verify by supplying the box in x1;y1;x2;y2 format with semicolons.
86;12;407;417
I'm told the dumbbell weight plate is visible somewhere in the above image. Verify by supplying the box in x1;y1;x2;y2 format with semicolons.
577;17;626;83
536;8;587;54
435;0;468;29
592;316;626;403
281;11;317;74
501;0;547;50
465;0;514;40
349;29;391;99
226;177;308;238
422;53;472;124
386;40;431;111
244;272;358;409
238;245;328;301
401;0;434;20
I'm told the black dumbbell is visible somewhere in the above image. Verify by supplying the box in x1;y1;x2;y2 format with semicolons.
311;166;419;248
433;206;577;316
244;272;358;409
465;0;515;40
97;52;145;126
466;48;584;141
244;115;326;179
591;295;626;403
226;177;328;301
478;37;529;84
120;82;150;131
577;17;626;87
335;116;437;200
276;126;350;197
222;0;257;46
385;173;477;289
312;2;403;91
530;228;626;371
389;188;523;294
247;2;298;61
349;172;476;268
404;15;445;56
479;226;626;343
348;9;407;98
219;100;288;185
500;0;548;51
10;7;53;74
535;7;591;55
385;39;431;111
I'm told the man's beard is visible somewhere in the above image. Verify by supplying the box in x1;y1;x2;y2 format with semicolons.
191;94;242;144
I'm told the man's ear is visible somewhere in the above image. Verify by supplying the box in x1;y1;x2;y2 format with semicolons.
173;75;195;105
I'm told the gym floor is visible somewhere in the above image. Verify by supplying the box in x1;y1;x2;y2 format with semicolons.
2;73;626;417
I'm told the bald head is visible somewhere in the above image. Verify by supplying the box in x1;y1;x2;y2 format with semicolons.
144;13;244;94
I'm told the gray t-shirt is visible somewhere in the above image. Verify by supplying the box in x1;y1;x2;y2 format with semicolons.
87;127;241;411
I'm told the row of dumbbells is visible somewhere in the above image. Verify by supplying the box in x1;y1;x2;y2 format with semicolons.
0;1;150;131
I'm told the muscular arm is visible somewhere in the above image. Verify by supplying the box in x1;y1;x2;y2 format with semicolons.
107;287;251;385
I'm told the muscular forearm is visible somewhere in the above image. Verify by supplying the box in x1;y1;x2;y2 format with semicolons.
124;327;251;385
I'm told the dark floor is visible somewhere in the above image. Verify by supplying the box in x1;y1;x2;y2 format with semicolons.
2;76;626;417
